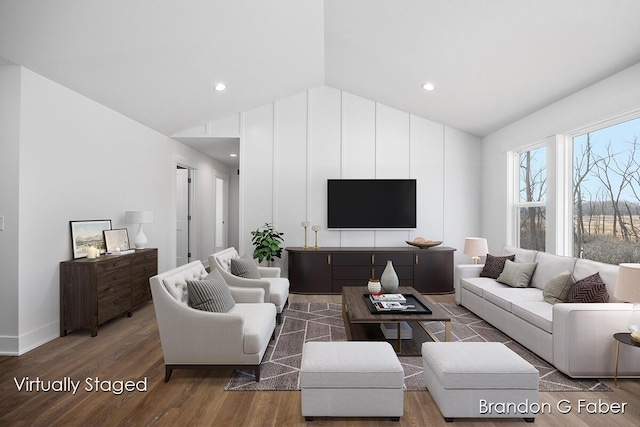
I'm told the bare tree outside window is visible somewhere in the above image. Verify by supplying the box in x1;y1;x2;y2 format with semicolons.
518;147;546;251
573;117;640;263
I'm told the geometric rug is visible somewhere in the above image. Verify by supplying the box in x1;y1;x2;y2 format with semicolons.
225;301;612;392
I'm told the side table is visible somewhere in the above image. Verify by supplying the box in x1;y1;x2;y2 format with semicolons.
613;332;640;386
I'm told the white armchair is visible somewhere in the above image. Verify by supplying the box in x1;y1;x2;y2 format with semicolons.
149;260;276;382
209;247;290;323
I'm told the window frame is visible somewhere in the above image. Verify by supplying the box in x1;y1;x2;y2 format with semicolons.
509;142;547;250
565;109;640;260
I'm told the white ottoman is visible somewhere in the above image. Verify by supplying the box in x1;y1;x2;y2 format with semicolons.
422;342;539;422
300;341;404;421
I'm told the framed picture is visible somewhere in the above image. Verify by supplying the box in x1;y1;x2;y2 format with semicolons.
104;228;130;252
69;220;112;259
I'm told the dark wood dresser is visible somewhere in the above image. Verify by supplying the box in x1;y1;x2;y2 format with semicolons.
287;246;455;295
60;248;157;336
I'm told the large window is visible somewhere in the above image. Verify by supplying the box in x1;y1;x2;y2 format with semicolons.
516;146;546;251
573;117;640;263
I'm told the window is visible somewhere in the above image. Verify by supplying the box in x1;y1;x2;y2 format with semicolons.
573;117;640;263
515;146;546;251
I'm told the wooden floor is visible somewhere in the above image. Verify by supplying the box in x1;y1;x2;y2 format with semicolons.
1;293;638;426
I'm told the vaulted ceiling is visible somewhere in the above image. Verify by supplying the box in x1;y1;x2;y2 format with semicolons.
2;0;640;139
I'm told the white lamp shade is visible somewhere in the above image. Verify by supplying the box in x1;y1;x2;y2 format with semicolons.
463;237;488;257
125;211;154;224
614;263;640;303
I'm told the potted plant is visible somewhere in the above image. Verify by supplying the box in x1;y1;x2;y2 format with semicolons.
250;222;285;266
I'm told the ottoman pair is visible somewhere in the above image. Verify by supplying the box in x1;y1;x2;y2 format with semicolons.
300;341;404;421
422;342;540;422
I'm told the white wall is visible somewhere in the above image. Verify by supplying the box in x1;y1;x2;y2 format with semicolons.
481;62;640;254
240;86;482;271
0;66;21;354
1;67;231;355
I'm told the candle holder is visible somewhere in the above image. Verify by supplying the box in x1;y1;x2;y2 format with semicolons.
312;225;321;249
301;221;310;249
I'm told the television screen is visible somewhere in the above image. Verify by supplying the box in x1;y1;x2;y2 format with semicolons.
327;179;417;229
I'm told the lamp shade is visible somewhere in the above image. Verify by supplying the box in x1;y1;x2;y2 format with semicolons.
463;237;488;257
125;211;154;225
614;263;640;303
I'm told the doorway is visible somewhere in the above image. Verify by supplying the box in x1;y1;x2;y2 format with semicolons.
215;176;228;253
176;166;192;267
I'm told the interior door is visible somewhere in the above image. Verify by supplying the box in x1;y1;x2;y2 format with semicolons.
215;176;228;252
176;168;189;266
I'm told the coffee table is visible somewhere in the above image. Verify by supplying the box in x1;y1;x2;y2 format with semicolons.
342;286;451;356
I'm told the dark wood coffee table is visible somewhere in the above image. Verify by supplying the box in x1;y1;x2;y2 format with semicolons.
342;286;451;356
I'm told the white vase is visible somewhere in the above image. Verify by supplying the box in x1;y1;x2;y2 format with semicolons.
367;279;382;294
380;260;399;293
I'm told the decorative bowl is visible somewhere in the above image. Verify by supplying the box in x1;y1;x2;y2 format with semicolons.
406;240;443;249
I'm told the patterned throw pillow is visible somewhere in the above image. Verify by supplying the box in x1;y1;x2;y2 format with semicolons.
480;254;516;279
230;253;261;279
566;272;610;303
187;269;235;313
543;272;574;304
496;260;538;288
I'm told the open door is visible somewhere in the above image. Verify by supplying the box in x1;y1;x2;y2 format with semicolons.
215;176;228;253
176;167;189;266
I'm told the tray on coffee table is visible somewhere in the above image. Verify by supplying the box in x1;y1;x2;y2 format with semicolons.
364;294;433;314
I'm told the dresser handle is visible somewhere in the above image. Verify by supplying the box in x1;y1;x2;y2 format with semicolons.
112;275;119;281
371;254;375;264
416;254;419;264
112;262;118;268
113;298;119;304
327;254;331;265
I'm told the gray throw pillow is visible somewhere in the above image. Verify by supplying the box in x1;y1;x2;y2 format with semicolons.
543;272;574;304
187;269;235;313
230;253;261;279
496;259;538;288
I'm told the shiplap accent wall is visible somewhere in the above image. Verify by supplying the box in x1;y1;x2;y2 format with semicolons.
240;86;481;272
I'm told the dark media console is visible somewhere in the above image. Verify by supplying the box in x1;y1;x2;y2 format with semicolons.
286;246;455;295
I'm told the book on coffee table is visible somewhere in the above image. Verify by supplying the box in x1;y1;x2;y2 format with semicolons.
372;301;416;312
370;293;406;303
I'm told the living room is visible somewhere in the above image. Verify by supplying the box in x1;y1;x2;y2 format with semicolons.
1;1;640;425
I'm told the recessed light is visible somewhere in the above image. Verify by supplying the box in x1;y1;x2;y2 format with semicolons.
230;153;237;157
214;83;227;92
422;82;435;91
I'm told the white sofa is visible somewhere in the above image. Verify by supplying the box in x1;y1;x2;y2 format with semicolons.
209;247;289;323
149;260;276;382
455;246;640;378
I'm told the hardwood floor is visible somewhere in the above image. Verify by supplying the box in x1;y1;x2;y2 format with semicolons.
1;293;638;426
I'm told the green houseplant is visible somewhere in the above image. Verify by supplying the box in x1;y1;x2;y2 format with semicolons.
250;223;284;266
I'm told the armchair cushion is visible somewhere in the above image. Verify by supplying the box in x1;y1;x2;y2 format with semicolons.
231;253;261;279
187;270;235;313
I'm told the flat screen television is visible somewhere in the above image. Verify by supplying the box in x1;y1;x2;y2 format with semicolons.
327;179;417;229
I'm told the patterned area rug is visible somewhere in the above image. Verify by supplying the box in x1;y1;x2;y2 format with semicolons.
225;301;612;392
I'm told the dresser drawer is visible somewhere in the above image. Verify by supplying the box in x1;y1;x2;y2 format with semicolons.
97;257;131;274
97;287;131;324
132;260;157;278
97;269;131;291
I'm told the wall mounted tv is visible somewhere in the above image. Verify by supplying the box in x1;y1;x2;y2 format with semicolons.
327;179;417;229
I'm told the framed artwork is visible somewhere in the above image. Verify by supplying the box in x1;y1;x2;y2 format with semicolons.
69;220;112;258
104;228;130;252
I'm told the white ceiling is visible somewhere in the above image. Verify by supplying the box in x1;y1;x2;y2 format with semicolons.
2;0;640;146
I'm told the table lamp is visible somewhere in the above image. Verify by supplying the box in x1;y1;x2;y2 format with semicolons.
463;237;488;264
613;263;640;342
125;211;154;249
